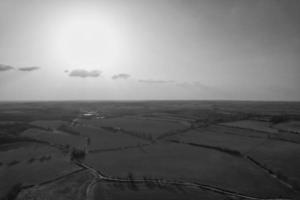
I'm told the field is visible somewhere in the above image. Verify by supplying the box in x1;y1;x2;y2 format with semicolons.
274;121;300;134
248;140;300;186
0;142;79;198
21;128;86;149
220;120;278;133
92;182;226;200
73;125;149;151
85;143;292;198
0;101;300;199
78;116;189;139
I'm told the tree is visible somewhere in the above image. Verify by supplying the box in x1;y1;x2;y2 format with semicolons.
70;148;86;161
270;115;289;124
5;183;22;200
127;172;138;191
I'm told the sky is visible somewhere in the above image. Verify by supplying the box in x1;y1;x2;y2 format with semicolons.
0;0;299;101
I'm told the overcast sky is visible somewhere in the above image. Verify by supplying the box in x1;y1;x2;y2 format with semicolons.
0;0;299;101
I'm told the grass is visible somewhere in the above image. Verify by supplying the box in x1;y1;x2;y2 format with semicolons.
168;128;266;154
1;101;300;199
249;140;300;189
84;143;292;198
80;116;188;138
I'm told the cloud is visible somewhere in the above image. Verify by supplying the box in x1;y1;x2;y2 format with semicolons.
176;81;229;97
0;64;14;71
0;65;41;72
176;81;217;91
138;79;174;84
112;73;131;80
176;82;191;88
18;66;40;72
69;69;101;78
176;81;209;88
138;79;214;90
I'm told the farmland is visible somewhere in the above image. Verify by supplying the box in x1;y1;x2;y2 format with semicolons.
0;101;300;199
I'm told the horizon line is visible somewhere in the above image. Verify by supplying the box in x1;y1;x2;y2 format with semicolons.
0;99;299;103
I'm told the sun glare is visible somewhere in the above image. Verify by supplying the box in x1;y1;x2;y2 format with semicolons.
52;10;127;73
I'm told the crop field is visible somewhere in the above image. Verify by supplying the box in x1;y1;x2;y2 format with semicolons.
168;128;267;153
0;101;300;200
93;181;226;200
79;116;188;138
0;142;79;198
207;125;270;138
221;120;278;133
274;121;300;134
29;120;69;130
248;140;300;185
21;128;86;149
85;143;291;198
73;125;149;151
16;170;93;200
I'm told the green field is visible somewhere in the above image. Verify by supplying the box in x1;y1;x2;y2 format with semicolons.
0;142;79;198
0;101;299;200
79;116;188;138
85;143;292;198
74;125;149;151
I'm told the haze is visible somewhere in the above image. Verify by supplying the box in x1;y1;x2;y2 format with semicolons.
0;0;299;101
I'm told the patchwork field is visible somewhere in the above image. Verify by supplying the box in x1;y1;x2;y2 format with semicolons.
248;140;300;187
16;170;93;200
168;128;267;153
30;120;69;130
221;120;278;133
73;125;149;151
21;128;86;149
85;143;292;198
79;116;189;138
274;121;300;134
93;181;226;200
0;142;79;198
0;101;300;200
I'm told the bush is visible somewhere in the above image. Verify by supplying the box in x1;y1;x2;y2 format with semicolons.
143;176;156;190
270;115;290;124
4;183;22;200
70;148;86;161
7;160;19;166
127;172;138;191
27;158;35;163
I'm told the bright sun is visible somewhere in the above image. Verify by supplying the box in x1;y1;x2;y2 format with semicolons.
52;11;126;72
